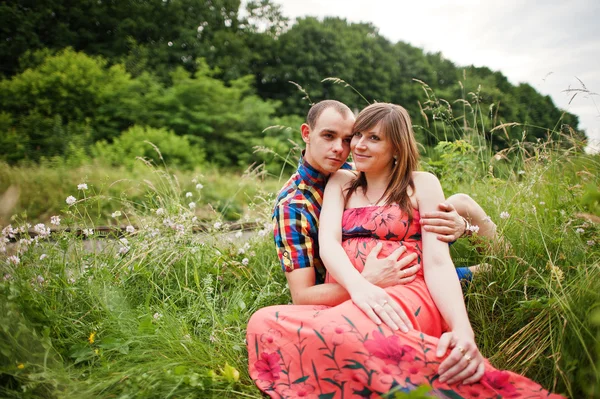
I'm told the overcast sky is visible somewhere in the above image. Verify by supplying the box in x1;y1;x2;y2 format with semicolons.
272;0;600;152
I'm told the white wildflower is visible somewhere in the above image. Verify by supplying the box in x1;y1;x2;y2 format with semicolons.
2;225;15;238
34;223;51;238
68;277;76;284
234;231;243;238
483;215;492;223
576;228;585;234
83;228;93;237
126;225;135;234
77;183;88;190
36;275;45;284
539;201;545;206
517;170;525;175
241;258;249;266
191;216;198;223
213;222;222;230
156;208;165;216
7;255;20;265
587;240;595;246
3;273;12;281
258;229;268;237
237;248;245;255
50;215;61;226
185;192;193;198
500;212;510;219
118;246;130;255
188;202;196;210
111;211;122;218
467;224;480;234
196;183;204;190
153;312;163;320
66;196;77;206
119;238;129;246
40;254;47;260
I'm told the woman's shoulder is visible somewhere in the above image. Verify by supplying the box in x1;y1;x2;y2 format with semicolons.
412;171;440;185
329;169;357;185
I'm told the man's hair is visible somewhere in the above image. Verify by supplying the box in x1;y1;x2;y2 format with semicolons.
306;100;352;129
345;103;420;218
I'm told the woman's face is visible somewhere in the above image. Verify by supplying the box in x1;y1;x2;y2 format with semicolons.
351;121;395;173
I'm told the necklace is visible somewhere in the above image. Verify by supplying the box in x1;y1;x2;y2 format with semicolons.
364;189;385;206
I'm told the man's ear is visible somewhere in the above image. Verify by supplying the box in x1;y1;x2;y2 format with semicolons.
300;123;311;144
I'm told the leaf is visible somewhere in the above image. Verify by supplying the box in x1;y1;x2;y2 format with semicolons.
68;343;95;364
342;359;366;371
319;393;336;399
293;375;310;384
220;363;240;383
313;328;327;345
322;378;342;389
174;365;187;375
414;306;421;317
137;315;156;334
342;315;357;330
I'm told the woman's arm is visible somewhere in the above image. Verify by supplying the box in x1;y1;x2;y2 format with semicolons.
414;172;485;384
318;170;412;332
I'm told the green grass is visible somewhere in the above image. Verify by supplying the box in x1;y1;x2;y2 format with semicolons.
1;145;598;398
1;83;599;398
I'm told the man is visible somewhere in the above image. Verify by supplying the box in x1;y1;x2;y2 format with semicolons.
273;100;496;308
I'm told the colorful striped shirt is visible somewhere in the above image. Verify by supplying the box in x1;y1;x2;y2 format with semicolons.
272;158;470;285
273;158;350;284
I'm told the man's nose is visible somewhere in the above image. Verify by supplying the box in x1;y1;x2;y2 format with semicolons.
332;139;343;153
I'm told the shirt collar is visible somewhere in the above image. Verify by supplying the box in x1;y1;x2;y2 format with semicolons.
297;153;328;187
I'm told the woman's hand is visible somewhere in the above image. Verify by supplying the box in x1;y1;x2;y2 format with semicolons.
348;282;412;332
436;330;485;384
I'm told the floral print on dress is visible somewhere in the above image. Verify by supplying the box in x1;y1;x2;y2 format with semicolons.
247;205;566;398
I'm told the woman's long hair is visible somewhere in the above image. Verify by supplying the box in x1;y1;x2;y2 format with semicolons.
345;103;420;217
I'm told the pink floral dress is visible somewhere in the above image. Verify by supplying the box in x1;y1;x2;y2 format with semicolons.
247;205;566;398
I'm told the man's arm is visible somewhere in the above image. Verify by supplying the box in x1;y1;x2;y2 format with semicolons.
286;245;419;306
274;202;419;307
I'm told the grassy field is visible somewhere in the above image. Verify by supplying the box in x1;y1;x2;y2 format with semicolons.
0;141;599;398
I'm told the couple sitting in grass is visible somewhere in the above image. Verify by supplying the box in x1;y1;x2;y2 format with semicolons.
246;100;565;398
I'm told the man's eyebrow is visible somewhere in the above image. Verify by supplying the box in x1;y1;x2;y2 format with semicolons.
318;128;338;135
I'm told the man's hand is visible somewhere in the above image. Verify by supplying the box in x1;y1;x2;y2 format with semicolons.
420;202;466;242
361;243;419;288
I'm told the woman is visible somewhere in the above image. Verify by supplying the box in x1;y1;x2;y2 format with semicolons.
247;103;565;398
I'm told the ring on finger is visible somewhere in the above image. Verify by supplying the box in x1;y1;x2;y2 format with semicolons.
381;300;388;307
457;346;466;355
464;354;472;362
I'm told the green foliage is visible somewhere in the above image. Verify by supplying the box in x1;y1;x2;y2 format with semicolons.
93;125;205;171
149;63;279;166
1;136;599;398
0;48;135;161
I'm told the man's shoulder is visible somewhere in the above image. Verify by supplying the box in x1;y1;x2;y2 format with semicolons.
273;171;316;210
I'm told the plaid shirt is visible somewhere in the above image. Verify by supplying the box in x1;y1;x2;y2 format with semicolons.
273;157;351;284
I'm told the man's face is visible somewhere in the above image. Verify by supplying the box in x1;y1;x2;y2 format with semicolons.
301;107;355;175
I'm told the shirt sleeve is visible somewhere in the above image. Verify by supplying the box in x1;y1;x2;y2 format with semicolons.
273;202;316;272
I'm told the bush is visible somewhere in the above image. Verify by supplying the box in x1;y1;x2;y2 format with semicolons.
93;125;204;170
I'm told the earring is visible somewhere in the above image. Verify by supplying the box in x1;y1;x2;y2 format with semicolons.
393;155;398;165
